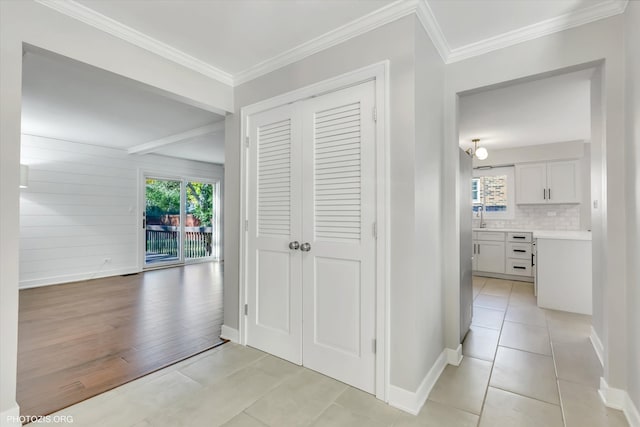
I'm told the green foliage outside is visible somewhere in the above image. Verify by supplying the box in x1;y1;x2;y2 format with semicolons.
146;179;214;226
186;182;213;226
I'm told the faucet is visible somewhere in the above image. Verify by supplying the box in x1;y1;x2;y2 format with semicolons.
478;204;486;228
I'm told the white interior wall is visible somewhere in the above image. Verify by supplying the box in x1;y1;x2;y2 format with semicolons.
19;134;224;289
624;1;640;414
414;20;446;387
225;16;420;388
472;140;585;166
582;144;592;230
443;13;627;396
1;1;636;422
590;66;606;363
0;1;232;421
224;15;447;396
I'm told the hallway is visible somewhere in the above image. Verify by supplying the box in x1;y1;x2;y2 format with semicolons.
452;277;627;426
43;277;627;426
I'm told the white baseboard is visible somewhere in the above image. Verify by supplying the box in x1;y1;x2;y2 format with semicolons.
446;344;463;366
220;325;239;343
599;378;640;427
1;403;21;427
19;267;140;289
628;400;640;427
589;326;604;368
388;349;448;415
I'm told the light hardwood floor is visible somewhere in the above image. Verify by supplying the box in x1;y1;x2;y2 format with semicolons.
17;262;225;418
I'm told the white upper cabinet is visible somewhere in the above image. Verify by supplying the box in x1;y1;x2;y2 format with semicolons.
546;161;580;203
516;160;580;204
515;163;547;204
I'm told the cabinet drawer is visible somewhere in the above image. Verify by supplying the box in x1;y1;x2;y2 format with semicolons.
476;231;505;242
507;242;531;259
506;259;532;276
507;232;532;243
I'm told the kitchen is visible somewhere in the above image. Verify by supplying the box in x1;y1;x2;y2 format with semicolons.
458;67;595;339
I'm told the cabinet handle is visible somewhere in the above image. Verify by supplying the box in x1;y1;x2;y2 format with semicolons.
478;244;480;255
513;249;526;253
548;188;551;200
543;189;546;200
512;236;526;240
513;266;526;270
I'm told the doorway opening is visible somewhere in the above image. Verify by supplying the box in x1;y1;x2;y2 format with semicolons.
17;47;228;418
457;66;595;342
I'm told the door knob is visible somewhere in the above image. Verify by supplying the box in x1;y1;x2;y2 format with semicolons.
300;242;311;252
289;241;300;250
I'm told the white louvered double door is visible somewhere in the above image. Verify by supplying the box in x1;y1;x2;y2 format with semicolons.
246;81;376;393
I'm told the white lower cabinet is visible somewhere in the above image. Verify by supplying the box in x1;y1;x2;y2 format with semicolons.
506;258;532;276
537;238;592;314
473;231;534;279
473;232;506;274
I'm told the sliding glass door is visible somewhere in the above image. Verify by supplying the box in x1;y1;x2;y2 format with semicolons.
144;177;183;267
143;175;219;269
185;181;216;261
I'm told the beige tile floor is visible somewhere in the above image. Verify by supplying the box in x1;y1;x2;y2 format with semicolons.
43;277;628;427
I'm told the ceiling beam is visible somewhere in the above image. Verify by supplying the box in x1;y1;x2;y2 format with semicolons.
128;121;225;155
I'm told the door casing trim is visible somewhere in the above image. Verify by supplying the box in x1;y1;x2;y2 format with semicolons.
238;61;390;401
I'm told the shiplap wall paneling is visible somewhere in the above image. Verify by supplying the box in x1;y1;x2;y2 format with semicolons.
19;134;223;288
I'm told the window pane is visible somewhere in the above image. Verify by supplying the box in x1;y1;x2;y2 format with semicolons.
481;175;508;212
185;181;214;259
471;178;481;204
145;178;181;265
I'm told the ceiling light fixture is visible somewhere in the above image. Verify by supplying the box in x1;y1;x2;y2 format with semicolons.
466;138;488;160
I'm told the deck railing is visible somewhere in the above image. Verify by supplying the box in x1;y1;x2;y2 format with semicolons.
146;225;214;261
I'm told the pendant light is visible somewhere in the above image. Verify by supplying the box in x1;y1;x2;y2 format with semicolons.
466;138;488;160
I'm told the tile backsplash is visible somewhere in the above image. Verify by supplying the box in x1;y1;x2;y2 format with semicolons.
472;204;581;230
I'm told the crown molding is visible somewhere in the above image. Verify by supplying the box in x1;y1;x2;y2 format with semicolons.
233;0;421;85
446;0;629;63
414;0;450;62
35;0;628;86
34;0;234;86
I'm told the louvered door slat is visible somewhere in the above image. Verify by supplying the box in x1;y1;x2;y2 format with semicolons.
258;119;291;237
313;102;362;241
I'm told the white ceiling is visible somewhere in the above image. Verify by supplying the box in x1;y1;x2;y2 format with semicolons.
74;0;393;74
24;0;619;162
458;69;592;151
153;131;225;164
429;0;590;50
56;0;624;82
22;51;226;164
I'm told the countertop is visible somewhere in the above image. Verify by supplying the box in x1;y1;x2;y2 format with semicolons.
532;230;592;241
473;228;592;241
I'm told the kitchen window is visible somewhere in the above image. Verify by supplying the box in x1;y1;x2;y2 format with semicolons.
472;166;515;220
